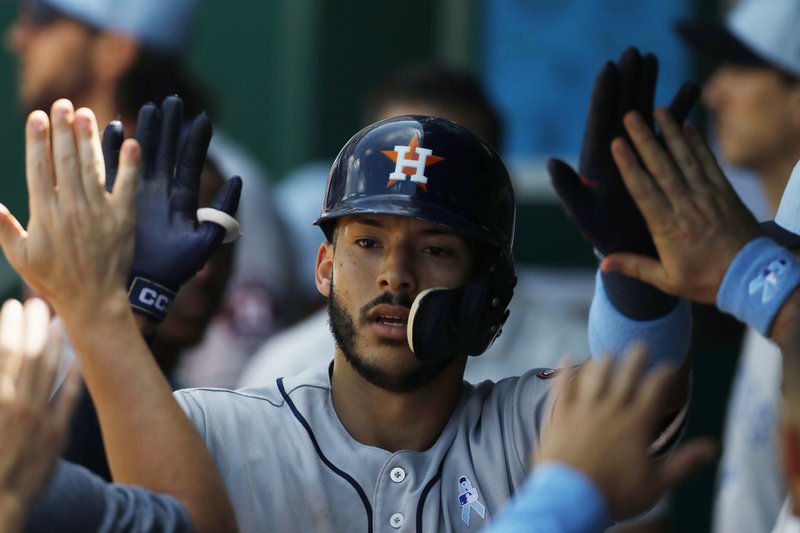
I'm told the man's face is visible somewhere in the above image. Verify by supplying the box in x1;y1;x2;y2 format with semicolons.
5;4;95;113
317;214;475;392
702;63;800;169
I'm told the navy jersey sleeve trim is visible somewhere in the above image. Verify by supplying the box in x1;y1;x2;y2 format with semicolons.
278;377;374;533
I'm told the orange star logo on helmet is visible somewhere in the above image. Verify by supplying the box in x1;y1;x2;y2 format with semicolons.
382;133;444;191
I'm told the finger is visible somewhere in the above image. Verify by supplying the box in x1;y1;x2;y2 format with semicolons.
0;299;25;387
50;99;88;207
549;158;593;208
622;111;690;198
601;252;668;291
109;139;141;213
209;175;242;216
636;53;658;122
610;136;671;221
134;103;160;180
25;110;56;214
101;121;124;193
548;358;577;422
74;108;106;204
0;204;28;269
52;362;80;435
608;343;648;406
22;298;56;409
667;82;700;124
654;438;717;490
579;355;614;402
154;96;183;181
580;62;619;167
171;113;212;217
681;122;735;191
617;48;642;122
632;363;679;432
652;108;707;193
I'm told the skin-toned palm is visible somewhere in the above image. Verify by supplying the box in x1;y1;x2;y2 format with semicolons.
536;349;716;520
0;298;80;533
602;108;763;304
0;99;139;320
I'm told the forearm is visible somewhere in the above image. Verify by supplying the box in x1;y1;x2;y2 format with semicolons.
0;493;25;533
588;270;692;420
57;290;236;533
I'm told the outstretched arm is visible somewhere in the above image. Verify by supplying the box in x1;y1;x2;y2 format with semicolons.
485;350;716;532
603;108;800;349
0;99;237;532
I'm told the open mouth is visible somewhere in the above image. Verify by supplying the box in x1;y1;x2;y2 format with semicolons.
375;314;408;327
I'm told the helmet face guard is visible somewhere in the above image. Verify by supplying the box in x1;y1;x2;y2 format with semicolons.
315;115;517;360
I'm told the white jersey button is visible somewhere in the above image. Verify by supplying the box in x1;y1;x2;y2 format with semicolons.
390;513;405;528
390;467;406;483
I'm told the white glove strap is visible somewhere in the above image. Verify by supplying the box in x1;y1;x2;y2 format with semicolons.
197;207;242;244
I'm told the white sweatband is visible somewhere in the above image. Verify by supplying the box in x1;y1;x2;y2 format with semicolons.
196;207;242;244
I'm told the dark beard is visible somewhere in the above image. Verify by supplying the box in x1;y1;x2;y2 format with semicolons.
327;280;452;392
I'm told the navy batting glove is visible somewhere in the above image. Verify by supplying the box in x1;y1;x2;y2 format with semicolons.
548;48;699;319
549;48;699;258
102;96;242;322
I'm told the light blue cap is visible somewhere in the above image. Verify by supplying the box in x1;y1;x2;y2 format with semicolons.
727;0;800;77
40;0;196;56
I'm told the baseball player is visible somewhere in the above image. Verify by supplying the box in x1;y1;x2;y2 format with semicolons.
165;49;698;531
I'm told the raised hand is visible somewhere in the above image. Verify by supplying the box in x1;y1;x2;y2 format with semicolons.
536;349;716;520
0;298;79;533
602;109;762;304
0;100;139;320
548;47;699;258
102;96;242;322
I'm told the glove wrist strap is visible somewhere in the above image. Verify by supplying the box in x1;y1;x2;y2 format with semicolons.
128;276;176;322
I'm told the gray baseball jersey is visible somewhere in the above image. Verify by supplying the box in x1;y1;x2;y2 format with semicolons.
174;363;560;532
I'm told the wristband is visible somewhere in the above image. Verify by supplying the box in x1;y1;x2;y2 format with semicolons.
589;270;692;370
717;237;800;336
128;277;176;322
197;207;242;244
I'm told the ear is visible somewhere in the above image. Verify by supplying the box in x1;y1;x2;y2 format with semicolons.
787;84;800;129
780;420;800;511
315;241;333;297
90;33;140;86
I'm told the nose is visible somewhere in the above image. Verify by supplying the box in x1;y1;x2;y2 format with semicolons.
702;67;726;110
377;244;418;295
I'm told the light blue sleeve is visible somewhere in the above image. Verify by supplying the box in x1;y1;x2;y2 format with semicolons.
588;270;692;369
24;460;193;533
483;462;611;533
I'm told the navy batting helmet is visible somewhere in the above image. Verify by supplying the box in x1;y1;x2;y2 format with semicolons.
315;116;517;361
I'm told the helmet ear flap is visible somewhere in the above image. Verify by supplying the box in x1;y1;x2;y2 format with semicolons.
407;252;516;361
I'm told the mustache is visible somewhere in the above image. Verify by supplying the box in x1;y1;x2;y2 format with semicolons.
359;292;414;322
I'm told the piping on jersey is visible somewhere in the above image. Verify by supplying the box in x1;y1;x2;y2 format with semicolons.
278;378;374;533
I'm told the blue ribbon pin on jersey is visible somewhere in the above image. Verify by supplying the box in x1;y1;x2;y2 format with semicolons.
458;475;485;526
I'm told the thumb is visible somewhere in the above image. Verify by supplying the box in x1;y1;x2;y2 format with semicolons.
0;204;27;266
601;252;665;288
210;176;242;216
654;438;717;490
